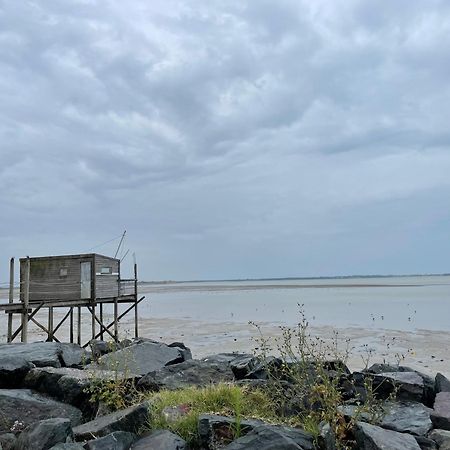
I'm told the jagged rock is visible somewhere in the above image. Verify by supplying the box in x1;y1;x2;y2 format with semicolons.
202;353;243;365
73;402;150;441
14;418;73;450
131;430;186;449
319;422;336;450
223;424;314;450
89;340;111;358
436;373;450;393
415;435;438;450
0;433;16;450
24;367;139;409
380;401;433;436
0;355;34;388
372;371;424;401
0;389;82;433
431;392;450;430
428;429;450;450
90;341;187;376
227;354;258;379
0;343;88;369
168;342;193;362
198;414;264;449
137;359;234;391
355;422;421;449
366;364;414;374
49;444;85;450
85;431;136;449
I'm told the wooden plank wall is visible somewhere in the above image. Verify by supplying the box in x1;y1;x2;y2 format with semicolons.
94;255;119;299
20;257;87;302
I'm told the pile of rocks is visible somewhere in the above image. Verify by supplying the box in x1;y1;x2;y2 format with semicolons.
0;340;449;449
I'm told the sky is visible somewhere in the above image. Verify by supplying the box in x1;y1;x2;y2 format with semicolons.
1;0;450;281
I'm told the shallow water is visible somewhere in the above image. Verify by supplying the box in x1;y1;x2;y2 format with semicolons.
137;275;450;332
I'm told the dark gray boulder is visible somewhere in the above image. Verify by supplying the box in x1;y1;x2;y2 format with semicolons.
436;373;450;394
168;342;193;362
415;435;438;450
366;364;414;374
355;422;421;449
0;343;88;369
380;401;433;436
0;389;82;433
85;431;136;450
24;367;139;409
0;433;16;450
14;418;73;450
137;359;234;391
90;342;187;376
0;355;34;388
131;430;186;449
372;371;424;402
428;429;450;450
73;401;150;441
223;424;314;450
198;414;264;449
431;392;450;430
228;354;259;379
89;341;111;359
202;353;244;365
49;444;85;450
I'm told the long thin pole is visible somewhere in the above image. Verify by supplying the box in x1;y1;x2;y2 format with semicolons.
114;230;126;259
77;306;81;346
48;306;54;342
134;262;138;338
21;257;30;342
7;257;14;342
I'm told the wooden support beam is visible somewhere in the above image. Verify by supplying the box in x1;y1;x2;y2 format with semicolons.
77;306;81;346
92;296;145;341
134;263;138;338
69;308;74;343
114;298;118;342
10;302;44;342
48;306;54;342
99;303;104;340
21;257;30;342
86;307;116;341
7;257;14;342
52;308;71;336
91;303;96;341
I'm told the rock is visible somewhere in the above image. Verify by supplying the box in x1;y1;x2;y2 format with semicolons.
0;433;16;450
428;429;450;450
73;402;150;441
89;340;111;359
85;431;136;450
431;392;450;430
380;401;433;436
414;435;438;450
14;418;73;450
91;342;186;376
228;354;259;380
168;342;193;362
198;414;264;449
223;424;314;450
366;363;414;374
0;343;88;369
137;359;234;391
0;355;34;388
131;430;186;449
202;353;244;365
372;371;424;402
49;445;85;450
436;373;450;393
319;422;336;450
0;389;82;433
24;367;139;409
355;421;421;449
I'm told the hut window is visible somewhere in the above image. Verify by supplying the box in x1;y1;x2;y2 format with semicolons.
59;268;68;277
100;267;112;274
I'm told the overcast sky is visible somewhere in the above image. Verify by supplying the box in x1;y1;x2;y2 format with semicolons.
1;0;450;281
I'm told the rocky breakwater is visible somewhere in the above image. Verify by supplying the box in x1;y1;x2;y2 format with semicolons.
0;340;448;449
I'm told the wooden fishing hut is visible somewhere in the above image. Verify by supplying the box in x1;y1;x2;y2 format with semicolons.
1;253;145;346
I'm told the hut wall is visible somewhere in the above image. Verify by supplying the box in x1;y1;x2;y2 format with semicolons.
20;256;88;302
94;255;120;299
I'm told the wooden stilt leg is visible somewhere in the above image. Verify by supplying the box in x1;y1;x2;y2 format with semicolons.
69;308;74;343
77;306;81;346
100;303;104;341
7;257;14;342
114;298;118;342
48;306;54;342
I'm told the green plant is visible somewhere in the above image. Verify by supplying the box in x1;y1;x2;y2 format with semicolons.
147;383;277;447
251;305;391;449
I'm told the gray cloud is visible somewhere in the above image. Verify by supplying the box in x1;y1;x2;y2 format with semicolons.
1;0;450;280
